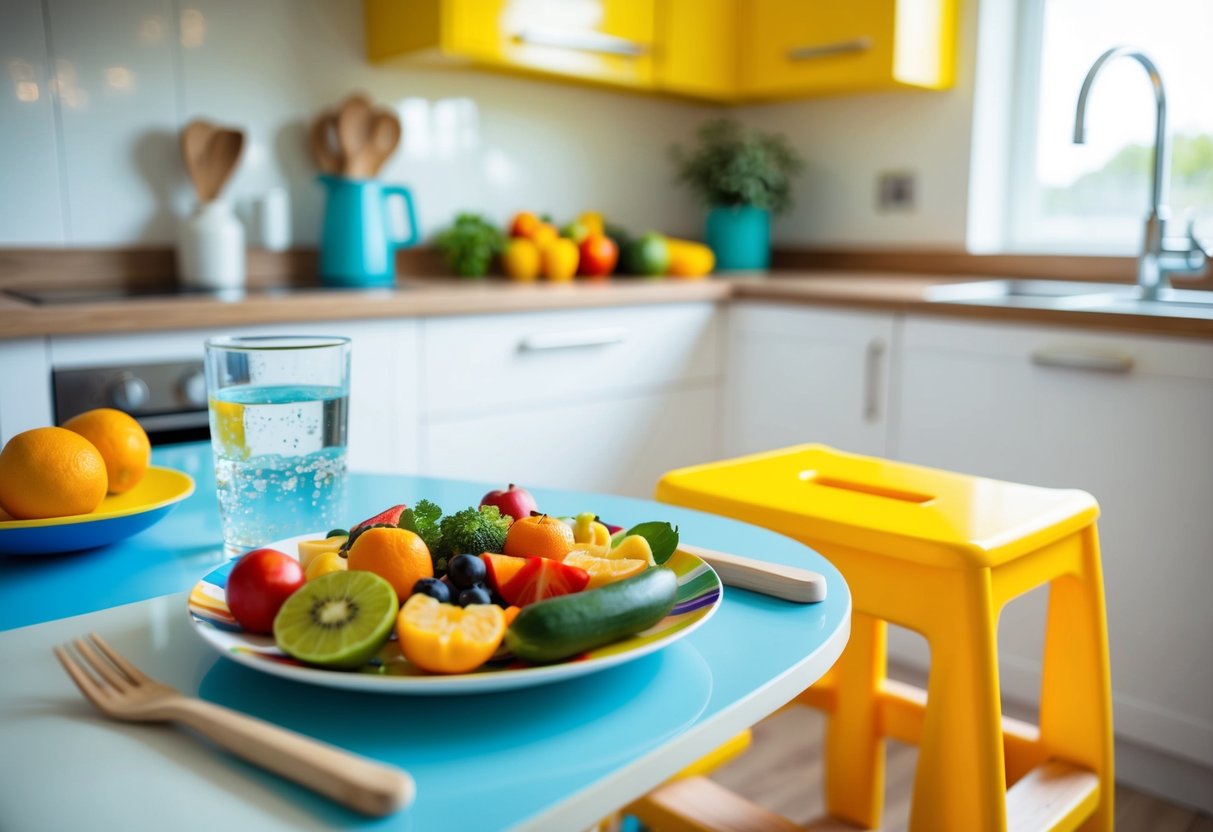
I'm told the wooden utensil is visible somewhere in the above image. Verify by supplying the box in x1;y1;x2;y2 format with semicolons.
335;93;373;177
180;119;218;200
55;632;414;817
680;544;827;603
180;119;244;202
309;111;343;174
365;108;401;177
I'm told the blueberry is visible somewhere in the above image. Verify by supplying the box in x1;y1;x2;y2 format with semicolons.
413;577;452;604
458;586;493;607
447;554;487;590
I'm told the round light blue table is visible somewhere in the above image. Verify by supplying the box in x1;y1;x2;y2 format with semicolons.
0;443;850;831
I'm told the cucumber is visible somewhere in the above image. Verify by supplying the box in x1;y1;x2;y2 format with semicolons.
504;567;678;663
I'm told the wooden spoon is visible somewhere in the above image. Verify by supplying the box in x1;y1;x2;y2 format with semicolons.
365;109;402;177
309;112;343;174
197;128;244;202
679;544;827;603
180;119;218;201
335;94;373;177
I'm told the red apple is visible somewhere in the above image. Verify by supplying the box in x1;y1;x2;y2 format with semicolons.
225;548;305;634
480;483;538;522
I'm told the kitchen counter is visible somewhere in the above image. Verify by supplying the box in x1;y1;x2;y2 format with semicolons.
2;273;1211;339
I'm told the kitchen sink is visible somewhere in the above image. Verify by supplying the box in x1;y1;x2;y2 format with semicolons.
925;279;1213;319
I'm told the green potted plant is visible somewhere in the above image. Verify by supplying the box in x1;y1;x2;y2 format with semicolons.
670;118;803;272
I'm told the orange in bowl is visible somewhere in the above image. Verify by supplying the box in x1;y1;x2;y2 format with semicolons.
0;426;108;519
62;408;151;494
503;514;575;560
346;527;433;601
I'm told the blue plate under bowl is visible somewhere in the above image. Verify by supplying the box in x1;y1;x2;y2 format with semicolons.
0;467;195;556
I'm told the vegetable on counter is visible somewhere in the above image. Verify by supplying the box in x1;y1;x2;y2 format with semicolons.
436;213;506;278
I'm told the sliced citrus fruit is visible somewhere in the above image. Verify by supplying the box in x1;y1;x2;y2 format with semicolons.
563;550;648;589
305;550;348;581
273;570;398;669
396;595;506;674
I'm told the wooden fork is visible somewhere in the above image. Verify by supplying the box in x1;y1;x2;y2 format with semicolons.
54;633;414;817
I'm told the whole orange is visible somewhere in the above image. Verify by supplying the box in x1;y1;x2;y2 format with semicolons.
346;527;434;601
62;408;151;494
503;514;575;560
0;427;108;519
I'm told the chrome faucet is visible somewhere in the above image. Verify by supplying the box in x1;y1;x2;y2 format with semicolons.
1073;46;1208;300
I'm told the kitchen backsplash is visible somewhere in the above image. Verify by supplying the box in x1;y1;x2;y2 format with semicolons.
2;0;979;251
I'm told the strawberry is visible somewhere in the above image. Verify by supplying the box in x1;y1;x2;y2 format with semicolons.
352;504;408;531
481;552;529;594
498;557;589;607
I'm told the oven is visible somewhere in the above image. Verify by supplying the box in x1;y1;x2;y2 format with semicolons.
53;360;210;446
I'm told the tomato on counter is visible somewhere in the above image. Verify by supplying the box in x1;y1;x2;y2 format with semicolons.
578;233;619;278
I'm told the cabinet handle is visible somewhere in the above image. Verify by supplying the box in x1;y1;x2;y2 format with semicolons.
1030;347;1134;374
519;326;627;352
864;338;886;422
787;37;872;62
513;29;647;58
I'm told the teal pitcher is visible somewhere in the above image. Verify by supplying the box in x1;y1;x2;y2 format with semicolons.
318;175;419;288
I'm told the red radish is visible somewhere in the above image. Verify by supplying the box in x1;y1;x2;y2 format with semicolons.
480;484;537;521
225;548;305;634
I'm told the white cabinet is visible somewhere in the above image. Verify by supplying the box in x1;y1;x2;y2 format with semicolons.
724;303;895;457
47;320;421;475
425;386;719;498
420;303;723;496
894;316;1213;768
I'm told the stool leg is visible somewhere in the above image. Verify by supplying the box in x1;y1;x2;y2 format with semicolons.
1039;526;1114;832
824;611;887;829
911;568;1007;832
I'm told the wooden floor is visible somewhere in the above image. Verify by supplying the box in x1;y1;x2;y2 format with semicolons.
708;706;1213;832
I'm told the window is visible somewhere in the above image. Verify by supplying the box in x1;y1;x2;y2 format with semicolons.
1006;0;1213;254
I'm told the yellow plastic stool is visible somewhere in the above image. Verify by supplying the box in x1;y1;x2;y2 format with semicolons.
649;445;1114;832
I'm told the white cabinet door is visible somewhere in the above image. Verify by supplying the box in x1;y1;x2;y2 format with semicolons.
423;385;719;498
49;320;421;475
895;316;1213;767
725;303;895;457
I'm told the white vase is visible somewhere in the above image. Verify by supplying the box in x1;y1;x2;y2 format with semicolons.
178;201;246;290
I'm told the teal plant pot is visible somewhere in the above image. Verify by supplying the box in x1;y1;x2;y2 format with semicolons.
705;205;770;272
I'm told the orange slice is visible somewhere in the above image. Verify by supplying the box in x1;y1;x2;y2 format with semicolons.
563;550;648;589
396;595;506;674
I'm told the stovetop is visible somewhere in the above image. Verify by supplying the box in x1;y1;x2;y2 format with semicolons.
5;284;351;306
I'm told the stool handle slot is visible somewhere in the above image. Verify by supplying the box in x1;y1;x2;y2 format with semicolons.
800;470;934;504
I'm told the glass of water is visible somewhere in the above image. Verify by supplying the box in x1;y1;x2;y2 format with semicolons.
204;335;350;557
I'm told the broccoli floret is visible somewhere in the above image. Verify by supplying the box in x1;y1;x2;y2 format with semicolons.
439;505;512;560
399;499;444;554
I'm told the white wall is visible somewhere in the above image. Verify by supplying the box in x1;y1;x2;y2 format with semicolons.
0;0;716;248
741;0;982;249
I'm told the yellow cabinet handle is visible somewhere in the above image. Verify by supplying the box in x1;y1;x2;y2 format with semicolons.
513;28;647;58
787;37;872;62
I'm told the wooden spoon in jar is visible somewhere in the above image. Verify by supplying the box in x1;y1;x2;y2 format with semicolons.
180;119;244;202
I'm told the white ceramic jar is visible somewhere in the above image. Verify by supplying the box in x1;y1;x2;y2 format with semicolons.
178;201;246;290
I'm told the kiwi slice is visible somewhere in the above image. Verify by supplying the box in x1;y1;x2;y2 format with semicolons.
273;571;399;670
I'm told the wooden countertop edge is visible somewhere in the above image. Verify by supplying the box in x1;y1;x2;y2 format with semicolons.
2;274;1211;340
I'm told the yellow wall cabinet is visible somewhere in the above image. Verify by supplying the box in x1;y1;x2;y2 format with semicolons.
738;0;956;98
365;0;955;101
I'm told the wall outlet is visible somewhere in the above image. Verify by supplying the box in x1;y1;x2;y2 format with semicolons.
877;171;916;212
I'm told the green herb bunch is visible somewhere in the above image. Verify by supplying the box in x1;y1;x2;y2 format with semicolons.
670;118;804;215
436;213;506;278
